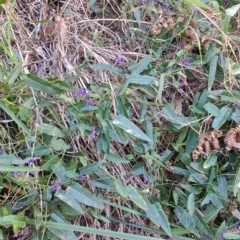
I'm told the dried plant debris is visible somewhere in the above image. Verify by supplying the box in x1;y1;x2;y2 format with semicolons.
192;125;240;160
224;125;240;151
150;7;174;35
192;130;223;160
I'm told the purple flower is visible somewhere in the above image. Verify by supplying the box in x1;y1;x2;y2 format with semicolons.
115;56;122;63
182;58;190;66
192;158;197;162
207;118;213;124
223;226;228;232
73;88;88;97
28;158;34;166
78;174;87;180
18;226;29;239
220;236;225;240
178;87;184;94
50;179;62;191
225;0;230;2
233;221;240;228
148;190;152;196
171;93;175;98
11;172;17;178
36;65;42;72
88;128;99;143
86;98;93;105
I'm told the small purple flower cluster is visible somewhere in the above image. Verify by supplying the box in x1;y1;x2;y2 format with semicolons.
17;226;29;240
72;88;88;97
115;56;122;63
182;58;190;66
89;128;98;142
28;157;34;166
207;118;213;124
178;83;184;94
72;87;94;105
50;179;62;191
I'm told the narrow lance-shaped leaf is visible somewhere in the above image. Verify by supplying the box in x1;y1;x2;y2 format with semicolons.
126;184;148;211
68;182;104;209
26;74;64;94
212;106;232;130
0;100;31;135
113;115;151;142
208;55;218;91
187;194;195;216
8;63;22;84
55;190;84;215
90;64;124;76
130;55;151;74
45;221;163;240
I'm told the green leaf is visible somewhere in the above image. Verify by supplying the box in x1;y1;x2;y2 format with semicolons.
34;206;43;230
223;233;240;239
184;0;210;9
87;0;97;8
208;55;218;91
144;115;153;148
55;190;84;215
26;74;64;94
126;184;148;211
80;106;99;112
187;166;208;184
231;109;240;124
203;102;220;116
105;153;129;163
90;64;124;76
134;9;141;26
37;123;65;138
233;165;240;197
224;4;240;33
203;154;217;169
49;212;78;240
127;74;158;85
8;63;22;84
51;162;67;181
212;106;232;129
143;196;172;236
0;155;29;165
50;138;70;151
45;221;162;240
162;106;199;129
174;206;200;237
187;194;195;216
0;215;28;235
115;178;128;198
113;115;151;142
217;176;228;202
0;165;40;172
107;123;129;144
193;210;215;239
130;55;151;74
157;74;165;105
0;100;31;135
79;161;102;175
185;129;198;154
153;202;172;237
68;182;104;209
